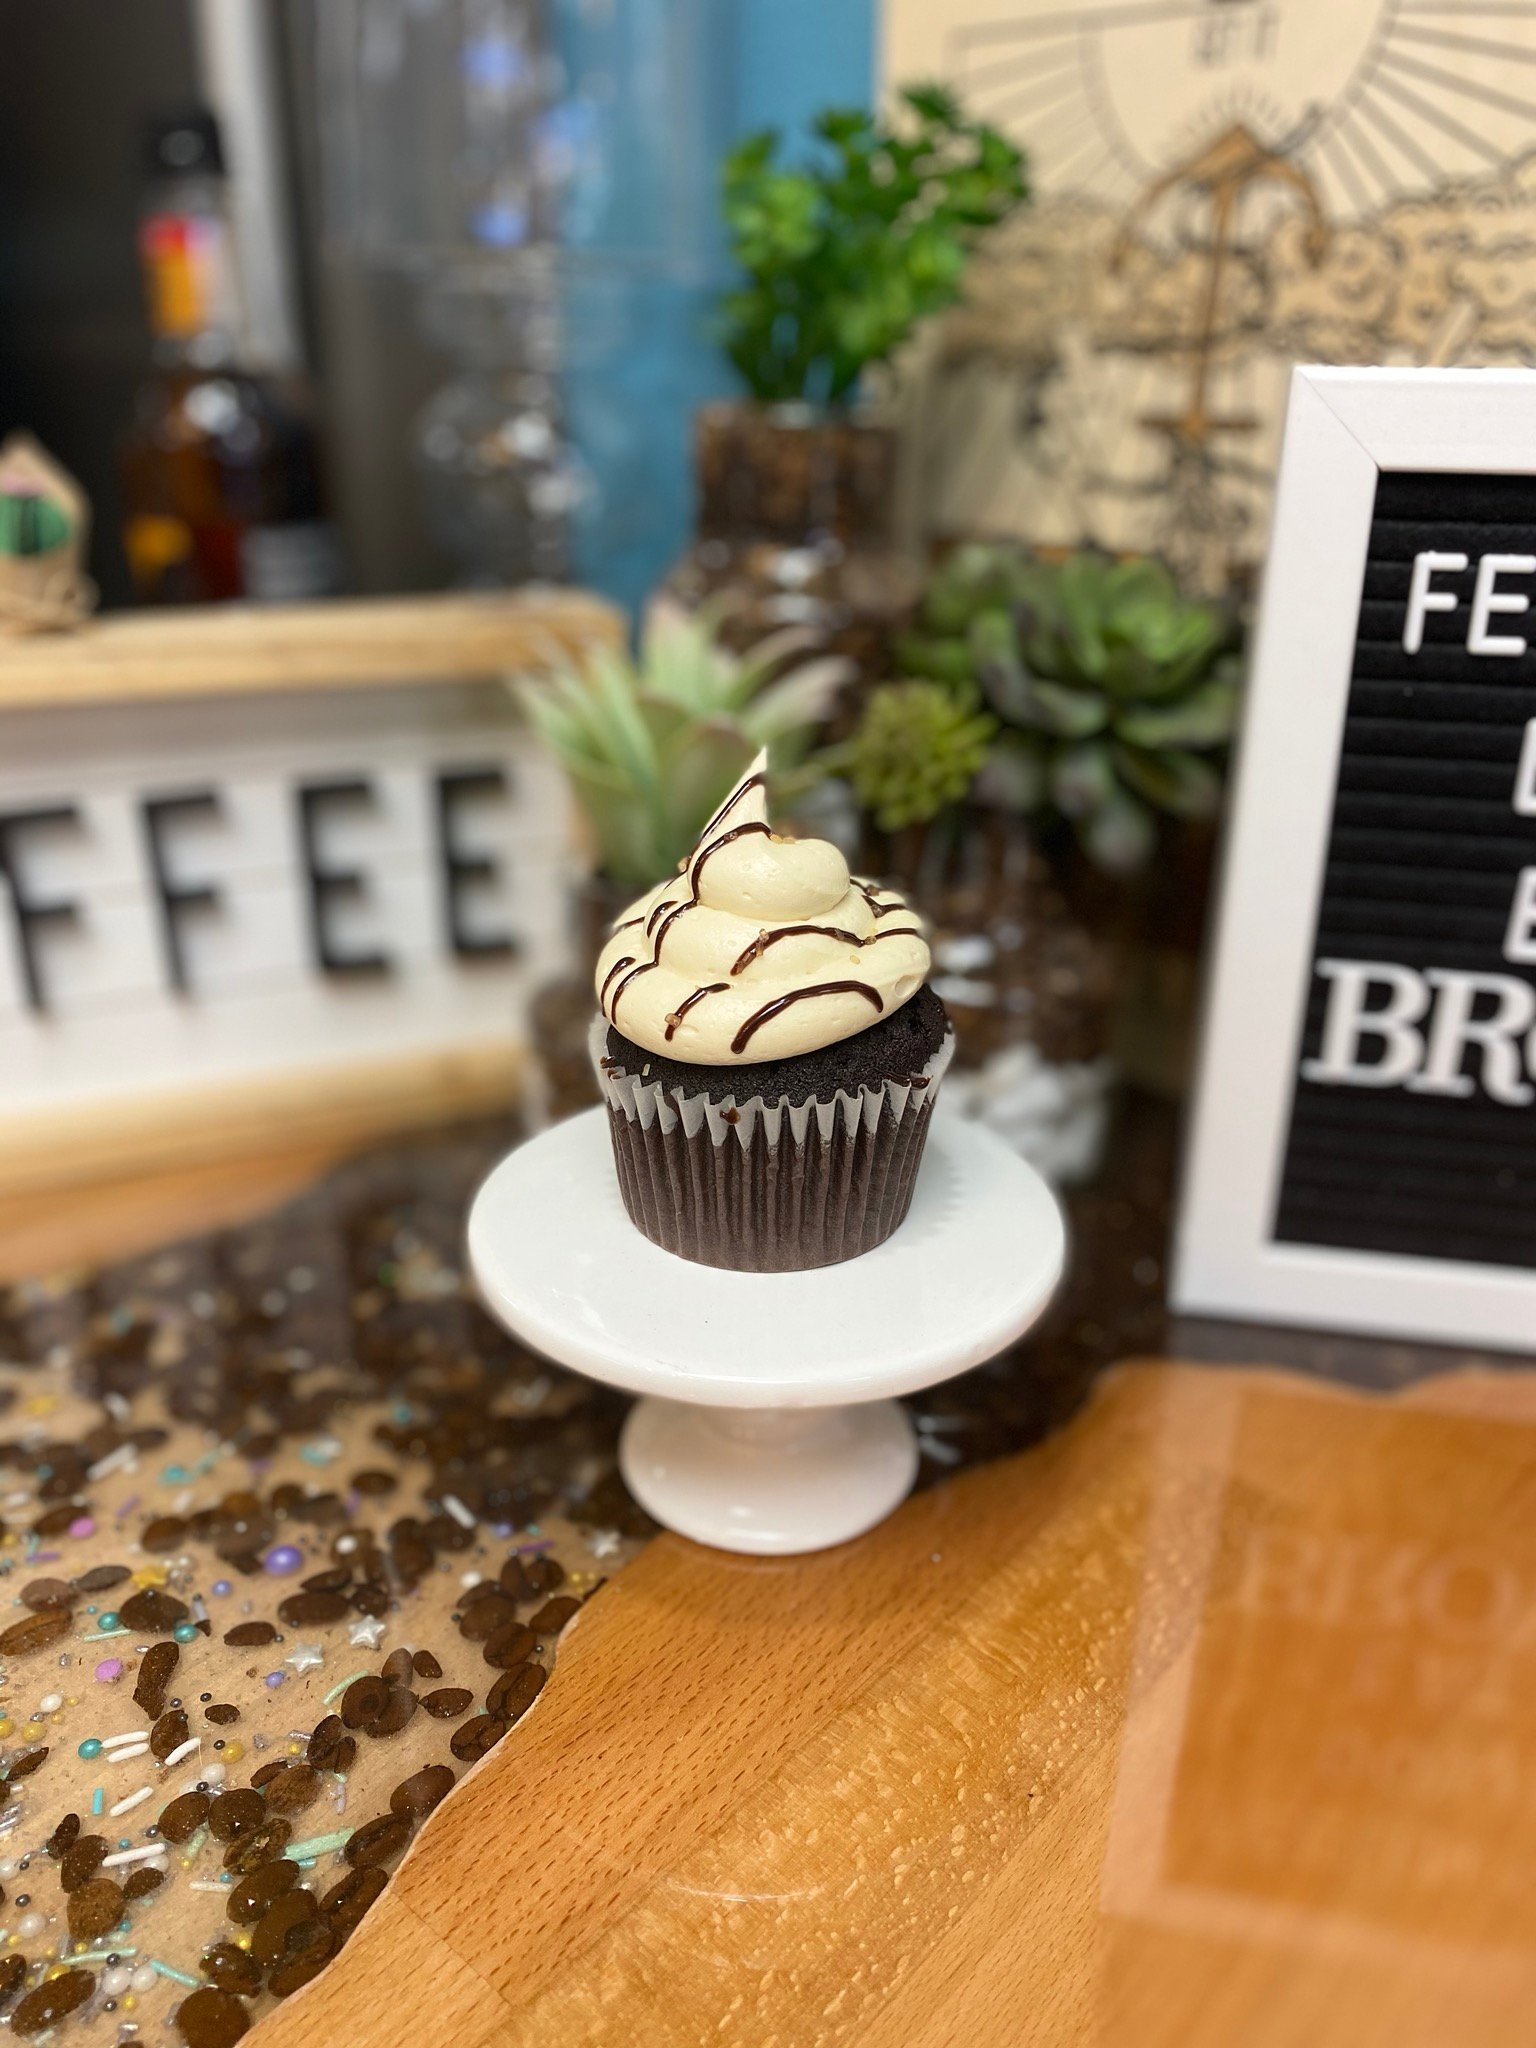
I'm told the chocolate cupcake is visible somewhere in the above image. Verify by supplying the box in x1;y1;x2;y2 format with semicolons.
591;755;954;1271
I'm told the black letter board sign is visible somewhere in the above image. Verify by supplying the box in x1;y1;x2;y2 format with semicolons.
1176;368;1536;1352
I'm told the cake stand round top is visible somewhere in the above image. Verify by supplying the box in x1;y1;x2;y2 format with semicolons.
467;1107;1066;1409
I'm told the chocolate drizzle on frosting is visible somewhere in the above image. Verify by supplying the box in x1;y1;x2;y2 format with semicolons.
730;981;883;1056
594;752;929;1064
665;983;729;1041
599;955;636;1006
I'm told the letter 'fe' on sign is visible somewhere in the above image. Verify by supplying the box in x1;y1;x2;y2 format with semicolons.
1175;368;1536;1353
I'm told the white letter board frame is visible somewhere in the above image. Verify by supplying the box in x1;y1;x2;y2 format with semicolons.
1174;366;1536;1354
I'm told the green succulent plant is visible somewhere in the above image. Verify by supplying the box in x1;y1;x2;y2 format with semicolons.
898;546;1241;872
515;609;846;889
832;680;998;834
720;84;1028;407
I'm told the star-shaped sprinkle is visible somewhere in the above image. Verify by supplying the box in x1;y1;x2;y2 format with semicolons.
347;1616;386;1650
588;1530;623;1560
284;1641;326;1675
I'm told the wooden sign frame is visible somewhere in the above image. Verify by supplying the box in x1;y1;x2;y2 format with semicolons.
0;591;619;1199
1174;367;1536;1353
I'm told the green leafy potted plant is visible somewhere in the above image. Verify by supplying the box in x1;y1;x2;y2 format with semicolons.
829;546;1241;1176
666;86;1028;664
515;608;846;1118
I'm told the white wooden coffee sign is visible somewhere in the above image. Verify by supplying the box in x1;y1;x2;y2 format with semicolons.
0;593;615;1193
1176;367;1536;1354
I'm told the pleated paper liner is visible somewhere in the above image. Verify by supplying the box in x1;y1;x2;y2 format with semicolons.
590;1018;956;1272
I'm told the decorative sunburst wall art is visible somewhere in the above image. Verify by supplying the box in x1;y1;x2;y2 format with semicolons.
885;0;1536;588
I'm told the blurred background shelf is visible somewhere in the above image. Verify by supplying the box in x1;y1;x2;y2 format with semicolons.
0;588;620;707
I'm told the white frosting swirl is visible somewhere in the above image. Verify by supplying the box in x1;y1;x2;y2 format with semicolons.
594;754;929;1064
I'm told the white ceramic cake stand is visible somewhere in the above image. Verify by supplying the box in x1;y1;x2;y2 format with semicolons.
467;1106;1065;1555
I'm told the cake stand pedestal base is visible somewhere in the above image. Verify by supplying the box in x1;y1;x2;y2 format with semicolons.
467;1107;1065;1556
620;1397;918;1555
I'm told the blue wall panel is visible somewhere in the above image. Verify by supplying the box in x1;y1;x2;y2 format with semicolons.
554;0;875;618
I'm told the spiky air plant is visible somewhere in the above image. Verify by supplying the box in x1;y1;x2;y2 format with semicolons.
516;608;847;889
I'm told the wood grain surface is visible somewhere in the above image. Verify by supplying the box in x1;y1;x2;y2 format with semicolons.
245;1360;1536;2048
0;590;621;708
0;1040;524;1205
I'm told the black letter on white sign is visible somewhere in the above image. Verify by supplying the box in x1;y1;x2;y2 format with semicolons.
435;766;516;959
0;805;81;1013
296;779;392;977
141;789;222;993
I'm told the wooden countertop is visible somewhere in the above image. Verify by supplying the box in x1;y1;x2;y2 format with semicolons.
249;1358;1536;2048
8;1115;1535;2047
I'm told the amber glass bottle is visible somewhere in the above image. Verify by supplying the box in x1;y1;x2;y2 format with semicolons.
120;110;339;605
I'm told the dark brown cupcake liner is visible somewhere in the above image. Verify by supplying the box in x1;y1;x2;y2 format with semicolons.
590;1018;954;1272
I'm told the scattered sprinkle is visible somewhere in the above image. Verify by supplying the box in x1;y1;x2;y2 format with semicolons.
283;1829;353;1862
147;1957;201;1988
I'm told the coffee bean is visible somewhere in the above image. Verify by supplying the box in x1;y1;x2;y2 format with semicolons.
344;1813;411;1869
450;1713;508;1762
458;1589;515;1642
263;1763;320;1816
60;1836;108;1890
67;1876;124;1940
299;1566;350;1595
524;1555;564;1595
200;1944;261;1995
320;1863;386;1936
340;1675;389;1729
175;1984;251;2048
528;1596;580;1634
389;1764;454;1819
420;1687;472;1720
150;1707;189;1761
368;1686;417;1737
227;1858;298;1925
13;1969;93;2034
73;1563;130;1592
223;1818;291;1874
251;1887;320;1967
134;1639;180;1718
20;1577;73;1611
159;1790;211;1843
482;1620;536;1670
118;1586;189;1633
305;1715;344;1769
0;1610;70;1655
277;1590;348;1627
223;1621;278;1648
208;1789;267;1841
45;1812;80;1859
267;1938;334;1998
486;1662;546;1725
